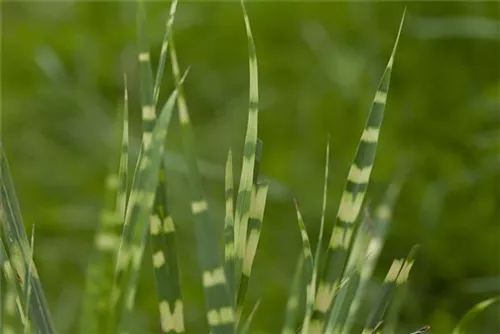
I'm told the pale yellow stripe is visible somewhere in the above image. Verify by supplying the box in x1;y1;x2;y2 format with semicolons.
361;127;380;143
374;90;387;104
243;229;260;275
202;267;226;287
152;251;166;268
138;52;150;62
142;105;156;120
143;132;153;149
160;299;185;333
191;200;208;214
337;192;364;224
347;165;373;184
95;233;121;251
163;216;175;233
150;216;162;235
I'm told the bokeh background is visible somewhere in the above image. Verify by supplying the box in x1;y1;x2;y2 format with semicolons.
1;1;499;333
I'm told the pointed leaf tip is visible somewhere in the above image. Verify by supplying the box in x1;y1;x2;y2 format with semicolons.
389;8;407;65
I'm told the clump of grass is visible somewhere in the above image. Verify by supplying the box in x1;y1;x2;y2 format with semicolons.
0;1;497;334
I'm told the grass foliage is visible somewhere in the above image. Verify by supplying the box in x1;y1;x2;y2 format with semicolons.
0;1;496;334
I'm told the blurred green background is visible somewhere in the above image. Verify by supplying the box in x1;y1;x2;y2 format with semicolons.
1;1;499;333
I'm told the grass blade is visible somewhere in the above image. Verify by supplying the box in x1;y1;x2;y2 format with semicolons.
313;136;330;293
80;75;129;334
118;74;130;220
137;0;154;147
293;200;314;333
237;180;269;313
150;174;185;334
282;255;304;334
116;89;179;333
452;296;500;334
22;225;35;334
343;180;404;333
224;150;236;307
361;260;402;334
385;245;420;333
139;1;185;331
170;32;235;334
1;239;27;334
387;245;419;326
363;245;418;334
312;10;406;332
234;0;260;291
325;210;372;334
236;138;263;312
0;145;56;334
239;299;261;334
153;0;178;105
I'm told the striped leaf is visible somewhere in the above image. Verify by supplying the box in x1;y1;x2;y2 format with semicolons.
343;179;405;333
118;74;130;221
80;75;130;334
385;246;420;333
234;0;260;292
170;31;235;334
311;10;406;332
384;245;419;333
139;1;185;332
361;260;402;334
237;180;269;313
153;0;178;105
325;209;372;334
110;86;179;333
22;225;35;334
362;245;418;334
1;239;27;334
224;150;236;307
282;255;304;334
313;136;330;295
0;146;56;334
150;175;184;334
236;138;264;312
293;200;314;334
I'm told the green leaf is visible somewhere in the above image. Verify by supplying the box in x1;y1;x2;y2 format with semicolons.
0;145;56;334
149;173;185;334
224;150;236;307
23;225;35;334
293;200;314;333
311;9;406;332
153;0;178;105
140;1;185;332
234;0;260;292
363;244;418;334
343;179;405;333
109;87;179;333
237;180;269;314
80;74;130;334
239;299;261;334
170;28;234;334
453;296;500;334
282;255;304;334
1;239;27;333
325;210;372;333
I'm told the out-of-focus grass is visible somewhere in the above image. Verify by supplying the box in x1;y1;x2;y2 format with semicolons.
0;1;498;333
